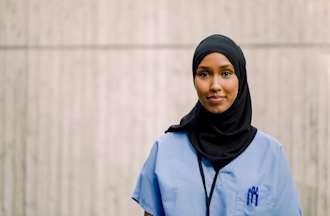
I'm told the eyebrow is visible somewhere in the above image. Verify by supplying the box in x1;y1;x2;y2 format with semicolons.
197;65;234;70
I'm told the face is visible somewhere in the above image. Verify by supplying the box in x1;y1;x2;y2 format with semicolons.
194;52;239;114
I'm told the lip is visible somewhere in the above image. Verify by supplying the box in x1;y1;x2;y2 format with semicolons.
207;95;226;104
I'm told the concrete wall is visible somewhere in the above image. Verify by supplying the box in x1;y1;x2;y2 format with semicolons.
0;0;329;215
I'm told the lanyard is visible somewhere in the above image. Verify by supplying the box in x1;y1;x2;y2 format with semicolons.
197;154;220;216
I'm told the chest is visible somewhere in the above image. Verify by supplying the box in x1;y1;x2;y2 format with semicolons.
155;144;277;216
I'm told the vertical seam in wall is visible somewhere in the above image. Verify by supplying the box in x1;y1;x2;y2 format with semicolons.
1;40;6;216
90;1;98;215
22;0;29;215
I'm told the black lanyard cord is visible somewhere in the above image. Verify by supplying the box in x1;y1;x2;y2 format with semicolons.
197;154;220;216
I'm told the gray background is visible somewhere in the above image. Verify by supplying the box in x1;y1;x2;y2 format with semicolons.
0;0;329;215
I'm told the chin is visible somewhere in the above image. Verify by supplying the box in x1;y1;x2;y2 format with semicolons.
206;106;226;114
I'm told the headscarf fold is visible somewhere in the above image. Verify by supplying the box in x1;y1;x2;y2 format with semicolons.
166;34;257;171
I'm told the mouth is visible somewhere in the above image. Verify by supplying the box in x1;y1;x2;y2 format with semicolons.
207;95;226;104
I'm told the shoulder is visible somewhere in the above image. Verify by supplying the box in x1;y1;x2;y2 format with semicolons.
137;133;190;178
151;131;195;166
154;131;190;150
157;131;189;143
230;130;289;182
239;130;285;167
254;130;284;154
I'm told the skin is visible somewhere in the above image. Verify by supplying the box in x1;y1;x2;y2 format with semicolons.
142;53;238;216
194;52;239;114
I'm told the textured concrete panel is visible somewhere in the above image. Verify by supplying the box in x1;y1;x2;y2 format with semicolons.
12;0;328;46
23;49;196;216
26;0;98;46
17;48;329;215
2;0;329;46
0;51;27;216
25;50;101;216
0;0;28;45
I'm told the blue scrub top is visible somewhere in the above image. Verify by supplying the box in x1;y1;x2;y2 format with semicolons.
132;131;302;216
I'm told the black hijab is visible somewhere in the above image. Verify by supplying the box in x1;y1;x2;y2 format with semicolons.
166;34;257;171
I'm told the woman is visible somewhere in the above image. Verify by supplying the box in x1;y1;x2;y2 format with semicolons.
132;34;302;216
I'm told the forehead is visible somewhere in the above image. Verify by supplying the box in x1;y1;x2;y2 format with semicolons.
198;52;234;68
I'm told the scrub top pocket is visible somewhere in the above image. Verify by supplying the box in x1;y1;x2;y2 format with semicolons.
234;184;274;216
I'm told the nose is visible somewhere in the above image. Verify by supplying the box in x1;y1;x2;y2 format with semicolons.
210;76;222;92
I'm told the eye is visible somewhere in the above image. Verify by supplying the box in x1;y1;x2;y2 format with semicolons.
197;70;209;79
221;70;234;79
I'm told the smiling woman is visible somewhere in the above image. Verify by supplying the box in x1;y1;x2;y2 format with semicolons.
194;52;239;114
132;34;302;216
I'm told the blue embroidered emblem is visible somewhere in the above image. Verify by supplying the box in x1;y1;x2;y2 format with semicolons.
246;186;259;206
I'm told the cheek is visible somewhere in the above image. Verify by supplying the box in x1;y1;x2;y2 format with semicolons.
226;79;239;99
194;79;207;95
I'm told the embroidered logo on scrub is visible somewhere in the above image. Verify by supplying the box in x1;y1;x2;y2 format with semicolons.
246;186;259;206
